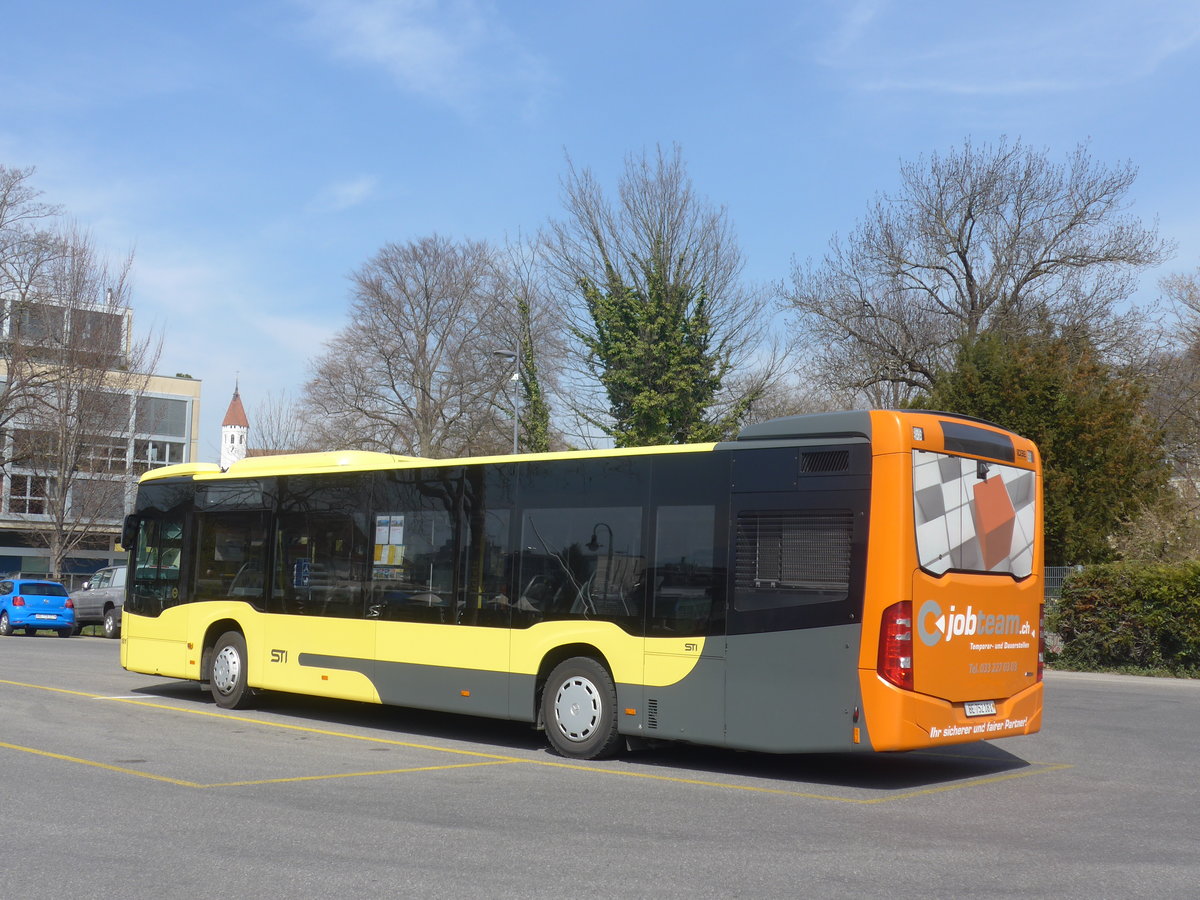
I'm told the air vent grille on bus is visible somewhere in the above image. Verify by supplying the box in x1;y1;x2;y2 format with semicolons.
647;699;658;729
801;450;850;473
735;512;853;593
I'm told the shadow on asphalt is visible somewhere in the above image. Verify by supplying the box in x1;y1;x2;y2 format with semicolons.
129;679;1030;793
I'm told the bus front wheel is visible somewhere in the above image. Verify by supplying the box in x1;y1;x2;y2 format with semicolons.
542;657;621;760
210;631;256;710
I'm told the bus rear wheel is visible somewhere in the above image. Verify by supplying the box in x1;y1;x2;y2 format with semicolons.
210;631;257;710
542;657;621;760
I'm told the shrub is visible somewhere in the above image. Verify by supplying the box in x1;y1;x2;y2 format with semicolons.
1051;561;1200;674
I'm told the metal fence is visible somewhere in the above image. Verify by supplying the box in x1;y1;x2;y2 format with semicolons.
1044;565;1084;601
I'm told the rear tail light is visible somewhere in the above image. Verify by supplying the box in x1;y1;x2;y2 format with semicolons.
13;596;24;606
878;600;914;690
65;598;75;609
1037;604;1045;682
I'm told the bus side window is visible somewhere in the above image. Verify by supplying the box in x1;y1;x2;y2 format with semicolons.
368;508;456;623
192;511;269;609
517;506;644;628
458;507;512;628
275;512;369;618
648;505;717;637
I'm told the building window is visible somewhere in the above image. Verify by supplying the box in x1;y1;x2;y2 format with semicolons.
133;440;184;474
9;475;52;515
80;437;128;475
136;397;188;438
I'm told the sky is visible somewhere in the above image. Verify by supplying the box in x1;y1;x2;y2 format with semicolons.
3;0;1199;463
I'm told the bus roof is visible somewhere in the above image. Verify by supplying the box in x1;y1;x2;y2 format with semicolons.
732;410;875;442
138;409;1027;486
139;442;719;483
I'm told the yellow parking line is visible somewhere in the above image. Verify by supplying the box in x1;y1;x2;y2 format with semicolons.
1;679;99;699
209;759;523;788
0;740;205;788
0;677;1071;802
0;739;522;788
113;696;526;762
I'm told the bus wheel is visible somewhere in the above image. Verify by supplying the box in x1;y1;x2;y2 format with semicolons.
210;631;256;710
542;657;621;760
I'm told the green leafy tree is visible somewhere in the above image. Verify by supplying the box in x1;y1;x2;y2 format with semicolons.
575;254;742;446
917;332;1170;565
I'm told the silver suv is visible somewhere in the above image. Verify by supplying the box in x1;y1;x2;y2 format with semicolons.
70;565;125;638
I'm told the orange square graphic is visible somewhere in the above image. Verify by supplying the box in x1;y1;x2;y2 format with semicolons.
972;476;1016;570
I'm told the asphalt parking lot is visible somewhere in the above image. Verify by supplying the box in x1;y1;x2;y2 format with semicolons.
1;636;1197;899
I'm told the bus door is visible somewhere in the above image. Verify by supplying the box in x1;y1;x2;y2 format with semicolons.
122;499;189;678
723;446;870;752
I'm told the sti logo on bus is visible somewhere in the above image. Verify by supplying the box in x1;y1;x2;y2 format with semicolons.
916;600;1026;647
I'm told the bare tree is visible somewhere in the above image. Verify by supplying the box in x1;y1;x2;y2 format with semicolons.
1148;268;1200;473
304;235;516;457
543;144;780;445
14;225;161;576
1162;267;1200;337
0;165;65;442
785;138;1173;403
494;236;567;452
0;165;60;299
252;389;315;453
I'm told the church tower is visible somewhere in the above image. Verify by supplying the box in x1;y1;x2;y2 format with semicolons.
220;383;249;469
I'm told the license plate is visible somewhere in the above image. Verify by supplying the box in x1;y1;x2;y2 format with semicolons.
965;700;997;717
34;614;57;620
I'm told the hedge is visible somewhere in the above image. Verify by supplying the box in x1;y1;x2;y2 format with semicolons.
1051;560;1200;675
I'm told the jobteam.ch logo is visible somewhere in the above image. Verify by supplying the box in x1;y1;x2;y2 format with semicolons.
916;599;1028;647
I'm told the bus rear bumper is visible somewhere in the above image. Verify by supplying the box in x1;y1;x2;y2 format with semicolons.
859;673;1043;752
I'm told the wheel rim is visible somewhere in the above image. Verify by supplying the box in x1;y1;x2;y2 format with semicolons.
552;675;602;742
212;645;242;696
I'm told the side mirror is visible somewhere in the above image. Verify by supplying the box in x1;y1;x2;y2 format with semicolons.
82;581;92;591
121;514;140;552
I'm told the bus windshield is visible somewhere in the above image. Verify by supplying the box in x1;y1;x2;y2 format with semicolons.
913;449;1036;577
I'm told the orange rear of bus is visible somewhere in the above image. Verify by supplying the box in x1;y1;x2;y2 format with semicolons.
859;411;1043;750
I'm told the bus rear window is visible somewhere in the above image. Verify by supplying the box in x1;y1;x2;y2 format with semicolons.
913;450;1035;577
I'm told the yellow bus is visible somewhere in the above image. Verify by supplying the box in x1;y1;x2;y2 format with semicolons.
120;410;1044;759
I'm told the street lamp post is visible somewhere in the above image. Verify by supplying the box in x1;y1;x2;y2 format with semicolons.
491;349;519;454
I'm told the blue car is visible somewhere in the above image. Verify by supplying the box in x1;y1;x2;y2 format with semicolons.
0;578;75;637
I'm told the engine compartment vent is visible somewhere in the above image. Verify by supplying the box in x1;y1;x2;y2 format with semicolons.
801;450;850;473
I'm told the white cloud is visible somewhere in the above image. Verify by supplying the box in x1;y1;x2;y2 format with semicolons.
816;0;1200;96
249;311;341;359
308;175;379;213
289;0;548;112
817;0;886;64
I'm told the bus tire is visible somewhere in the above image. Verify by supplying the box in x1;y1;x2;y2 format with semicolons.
542;657;621;760
210;631;256;710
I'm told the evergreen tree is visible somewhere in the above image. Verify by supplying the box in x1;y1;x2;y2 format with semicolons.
516;296;551;453
576;254;745;447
